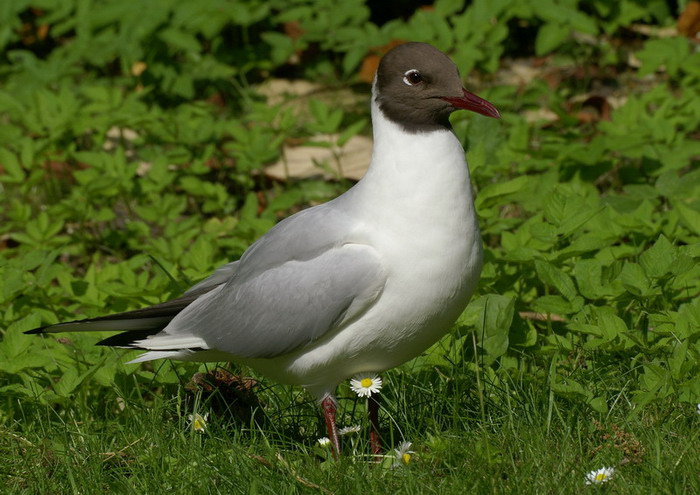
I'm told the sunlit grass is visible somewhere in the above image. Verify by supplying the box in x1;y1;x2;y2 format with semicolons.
2;363;699;494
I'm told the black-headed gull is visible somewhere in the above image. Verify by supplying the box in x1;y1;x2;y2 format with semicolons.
28;42;500;456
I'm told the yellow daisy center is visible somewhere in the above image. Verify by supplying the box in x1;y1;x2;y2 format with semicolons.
402;453;412;464
360;378;373;388
595;473;607;481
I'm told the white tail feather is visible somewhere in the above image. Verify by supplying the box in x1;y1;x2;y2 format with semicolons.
126;350;190;364
133;333;209;351
126;348;233;364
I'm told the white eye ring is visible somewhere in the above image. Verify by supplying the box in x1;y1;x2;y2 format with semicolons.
403;69;422;86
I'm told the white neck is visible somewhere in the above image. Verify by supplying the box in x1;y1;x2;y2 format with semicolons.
344;90;477;230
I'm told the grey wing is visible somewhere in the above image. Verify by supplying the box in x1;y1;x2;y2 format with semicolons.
183;261;239;297
187;202;358;296
157;242;385;358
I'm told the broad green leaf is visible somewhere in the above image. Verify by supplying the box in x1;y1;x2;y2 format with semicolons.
470;294;514;365
476;175;532;210
1;314;40;358
551;376;588;399
535;22;570;55
635;363;673;406
588;396;608;414
636;37;691;77
535;260;578;301
639;235;674;279
158;28;202;53
594;307;628;341
532;295;583;315
574;259;606;299
673;201;700;236
620;262;655;297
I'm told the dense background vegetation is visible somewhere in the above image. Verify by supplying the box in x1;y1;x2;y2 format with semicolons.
1;0;699;492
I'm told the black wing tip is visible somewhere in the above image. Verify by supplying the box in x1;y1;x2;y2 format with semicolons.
25;327;48;335
96;329;159;348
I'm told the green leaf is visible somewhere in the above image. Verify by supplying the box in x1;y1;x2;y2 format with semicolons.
574;259;607;299
636;37;691;78
635;363;673;406
543;191;603;236
476;176;533;210
673;201;700;236
261;32;294;66
534;260;578;301
594;306;628;341
472;294;514;364
639;235;674;279
550;376;588;399
620;262;655;297
535;22;570;55
53;359;108;397
1;314;41;358
337;118;367;147
0;148;25;183
532;295;583;315
588;396;608;414
158;28;202;53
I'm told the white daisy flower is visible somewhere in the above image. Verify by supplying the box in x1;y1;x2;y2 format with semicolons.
392;441;415;468
317;437;331;447
585;466;615;485
338;425;361;436
187;412;208;433
696;403;700;415
349;374;383;397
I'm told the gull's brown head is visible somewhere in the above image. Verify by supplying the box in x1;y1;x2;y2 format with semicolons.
375;42;500;133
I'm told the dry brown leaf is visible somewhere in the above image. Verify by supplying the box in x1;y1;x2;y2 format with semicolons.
358;40;406;84
37;24;49;41
283;21;304;41
257;78;322;105
131;61;147;76
522;108;559;124
627;23;678;38
265;134;372;181
499;60;546;87
678;1;700;38
519;311;566;322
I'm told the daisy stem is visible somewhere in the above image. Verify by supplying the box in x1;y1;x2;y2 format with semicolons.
368;394;382;459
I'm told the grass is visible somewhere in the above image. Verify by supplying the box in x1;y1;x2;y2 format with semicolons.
2;359;699;494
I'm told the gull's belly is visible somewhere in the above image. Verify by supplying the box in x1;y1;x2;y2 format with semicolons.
250;220;482;396
342;225;482;362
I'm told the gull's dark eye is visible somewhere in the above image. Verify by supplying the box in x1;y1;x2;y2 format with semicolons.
403;69;422;86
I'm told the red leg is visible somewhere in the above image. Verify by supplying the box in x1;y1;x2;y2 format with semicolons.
368;394;382;457
321;395;340;458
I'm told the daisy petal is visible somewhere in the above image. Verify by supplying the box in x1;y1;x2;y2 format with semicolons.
349;374;383;398
339;425;361;436
392;441;415;468
585;466;615;485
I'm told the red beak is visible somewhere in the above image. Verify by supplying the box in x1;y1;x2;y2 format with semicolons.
442;88;501;119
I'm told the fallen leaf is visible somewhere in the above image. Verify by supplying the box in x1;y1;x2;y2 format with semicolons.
131;61;147;76
678;1;700;38
265;134;372;181
522;108;559;124
283;21;304;41
359;40;406;84
627;23;678;38
519;311;566;322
